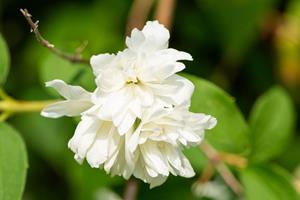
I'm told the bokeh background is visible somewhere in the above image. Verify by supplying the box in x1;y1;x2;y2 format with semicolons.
1;0;300;199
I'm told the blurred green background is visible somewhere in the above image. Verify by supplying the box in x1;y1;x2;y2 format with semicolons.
1;0;300;199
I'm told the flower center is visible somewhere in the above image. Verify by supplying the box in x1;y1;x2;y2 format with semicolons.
124;64;140;84
126;77;139;84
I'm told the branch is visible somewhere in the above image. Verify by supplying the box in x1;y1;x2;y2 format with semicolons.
123;178;139;200
219;151;247;169
198;163;215;183
20;8;89;64
0;99;55;113
200;142;243;196
126;0;155;35
155;0;176;30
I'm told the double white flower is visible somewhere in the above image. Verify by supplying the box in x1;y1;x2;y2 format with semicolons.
41;21;217;188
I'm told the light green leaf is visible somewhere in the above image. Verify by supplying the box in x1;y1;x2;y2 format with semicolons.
40;54;95;95
241;165;299;200
249;86;295;162
94;188;122;200
0;122;28;200
183;147;208;172
0;34;10;86
11;110;122;200
184;74;250;154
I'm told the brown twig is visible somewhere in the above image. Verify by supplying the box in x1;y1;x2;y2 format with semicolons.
219;152;248;169
155;0;176;30
123;178;139;200
198;163;215;183
20;8;89;64
200;142;243;196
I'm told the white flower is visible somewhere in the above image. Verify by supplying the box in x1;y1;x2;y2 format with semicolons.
41;81;137;178
41;20;218;188
90;21;193;134
128;101;216;188
67;115;137;179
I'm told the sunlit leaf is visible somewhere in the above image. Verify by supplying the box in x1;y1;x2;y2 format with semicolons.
241;165;299;200
183;147;208;173
0;33;10;86
249;86;295;162
184;74;250;154
39;54;95;95
0;122;28;200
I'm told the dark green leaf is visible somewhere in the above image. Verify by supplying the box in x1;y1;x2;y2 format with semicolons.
0;122;28;200
249;86;295;162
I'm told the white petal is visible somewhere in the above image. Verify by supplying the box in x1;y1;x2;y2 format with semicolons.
128;123;143;152
140;142;169;176
180;129;201;144
179;153;195;177
164;75;194;105
135;84;154;106
124;133;138;178
142;21;170;51
95;67;126;93
149;175;168;189
189;113;217;130
86;122;115;168
99;87;133;120
117;111;136;135
140;48;192;81
41;100;92;118
45;79;91;100
165;145;182;171
133;157;168;188
104;137;124;172
77;131;97;159
126;28;145;51
90;53;115;76
126;21;170;53
68;116;100;152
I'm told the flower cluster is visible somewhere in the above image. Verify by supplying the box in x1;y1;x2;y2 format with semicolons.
41;21;217;188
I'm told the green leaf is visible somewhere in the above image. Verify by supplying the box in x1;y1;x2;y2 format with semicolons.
0;122;28;200
11;108;123;200
12;113;123;200
11;112;73;170
0;34;10;86
249;86;295;162
184;74;250;154
94;188;122;200
241;165;299;200
68;163;123;200
183;147;208;172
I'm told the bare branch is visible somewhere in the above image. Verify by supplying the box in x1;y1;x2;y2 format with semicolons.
20;8;89;64
200;142;244;196
123;178;139;200
155;0;176;30
126;0;155;35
